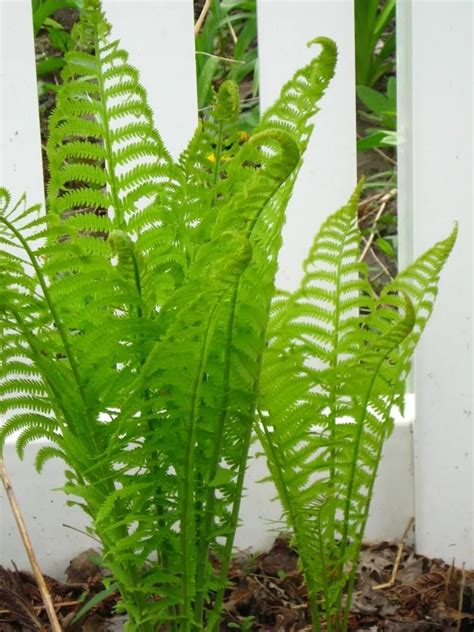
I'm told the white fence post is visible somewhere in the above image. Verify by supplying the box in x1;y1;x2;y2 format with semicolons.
397;0;473;566
102;0;197;159
0;0;44;206
241;0;416;549
257;0;357;291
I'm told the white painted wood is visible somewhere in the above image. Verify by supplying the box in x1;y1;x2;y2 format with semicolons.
397;0;473;566
0;0;44;207
0;1;47;569
102;0;197;159
257;0;357;291
395;0;413;275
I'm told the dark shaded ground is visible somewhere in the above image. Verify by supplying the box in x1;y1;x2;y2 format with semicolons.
0;537;473;631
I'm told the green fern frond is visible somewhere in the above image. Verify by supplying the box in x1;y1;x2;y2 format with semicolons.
257;183;456;629
34;445;68;473
256;37;337;149
16;426;63;460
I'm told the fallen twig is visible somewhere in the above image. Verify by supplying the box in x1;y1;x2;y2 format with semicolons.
62;522;101;543
228;21;238;45
195;50;244;64
0;600;81;616
361;237;394;282
359;190;396;263
359;189;395;211
0;459;63;632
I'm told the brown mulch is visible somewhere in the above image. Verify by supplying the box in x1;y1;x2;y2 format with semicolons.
0;538;473;631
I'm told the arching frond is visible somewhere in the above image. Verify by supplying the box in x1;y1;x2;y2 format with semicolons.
257;189;456;628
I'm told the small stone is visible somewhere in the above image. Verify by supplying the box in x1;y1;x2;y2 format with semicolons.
65;548;101;584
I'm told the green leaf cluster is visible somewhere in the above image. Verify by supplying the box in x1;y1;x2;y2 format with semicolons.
354;0;396;88
195;0;259;129
32;0;83;78
357;77;397;151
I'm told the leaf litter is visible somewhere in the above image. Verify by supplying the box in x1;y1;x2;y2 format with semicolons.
0;537;472;631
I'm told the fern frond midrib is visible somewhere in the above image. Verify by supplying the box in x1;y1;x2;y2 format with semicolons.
256;412;323;632
196;162;301;617
92;29;124;227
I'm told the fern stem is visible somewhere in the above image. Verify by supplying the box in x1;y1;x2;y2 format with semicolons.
205;413;254;632
326;226;348;555
193;287;238;625
206;354;283;631
256;414;323;632
316;512;333;632
130;245;177;629
341;405;396;631
337;330;411;626
179;302;222;631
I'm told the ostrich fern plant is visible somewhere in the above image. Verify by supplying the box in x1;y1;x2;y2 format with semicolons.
0;1;455;631
257;190;456;630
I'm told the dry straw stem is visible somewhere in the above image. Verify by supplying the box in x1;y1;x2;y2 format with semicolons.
195;0;212;36
0;458;62;632
0;600;80;616
456;563;466;632
373;516;415;591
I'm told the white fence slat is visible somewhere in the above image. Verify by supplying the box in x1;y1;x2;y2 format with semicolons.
244;0;415;548
257;0;357;291
398;0;473;566
0;0;44;206
395;0;413;275
102;0;197;159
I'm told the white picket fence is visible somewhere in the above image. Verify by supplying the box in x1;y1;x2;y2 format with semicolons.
0;0;472;578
